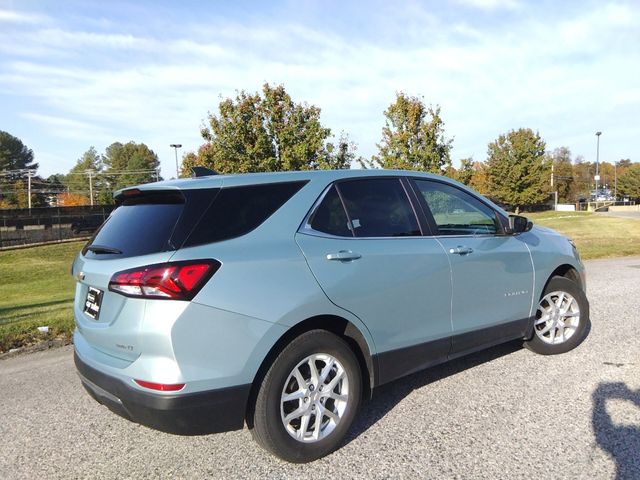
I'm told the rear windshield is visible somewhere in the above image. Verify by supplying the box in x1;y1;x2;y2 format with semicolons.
83;181;306;259
83;191;194;259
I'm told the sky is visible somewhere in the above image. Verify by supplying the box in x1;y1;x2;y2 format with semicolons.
0;0;638;179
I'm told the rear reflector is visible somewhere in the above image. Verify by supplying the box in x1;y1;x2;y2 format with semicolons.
109;259;220;300
134;379;185;392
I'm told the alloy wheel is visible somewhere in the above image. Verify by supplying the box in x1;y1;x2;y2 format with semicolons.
535;290;581;345
280;353;349;443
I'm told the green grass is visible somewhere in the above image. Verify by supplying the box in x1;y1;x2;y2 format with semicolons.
0;241;81;353
528;211;640;260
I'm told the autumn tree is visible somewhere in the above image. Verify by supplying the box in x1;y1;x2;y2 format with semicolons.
570;157;592;200
369;93;452;173
548;147;575;203
469;162;489;195
617;163;640;199
57;192;90;206
183;83;354;175
456;158;474;185
485;128;550;211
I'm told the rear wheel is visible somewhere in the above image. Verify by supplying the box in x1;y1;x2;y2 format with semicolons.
250;330;362;463
525;276;590;355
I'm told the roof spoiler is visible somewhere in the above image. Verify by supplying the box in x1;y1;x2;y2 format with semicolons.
191;166;219;178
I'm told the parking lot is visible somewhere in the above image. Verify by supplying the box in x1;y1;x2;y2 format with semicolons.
1;256;638;479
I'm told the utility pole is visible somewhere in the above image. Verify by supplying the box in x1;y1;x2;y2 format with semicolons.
170;144;182;178
86;170;94;206
27;169;33;210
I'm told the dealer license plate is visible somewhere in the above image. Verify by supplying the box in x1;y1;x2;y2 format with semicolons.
84;287;103;320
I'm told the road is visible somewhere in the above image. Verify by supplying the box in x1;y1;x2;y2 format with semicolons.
1;257;639;479
600;211;640;221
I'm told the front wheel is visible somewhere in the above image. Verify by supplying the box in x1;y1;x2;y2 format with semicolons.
250;330;362;463
524;276;590;355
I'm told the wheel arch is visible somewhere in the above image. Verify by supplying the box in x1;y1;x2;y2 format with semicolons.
245;315;375;427
546;264;584;293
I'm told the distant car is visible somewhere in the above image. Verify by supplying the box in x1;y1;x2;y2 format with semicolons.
71;217;103;234
72;170;590;462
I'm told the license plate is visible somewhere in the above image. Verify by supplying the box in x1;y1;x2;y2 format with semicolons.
84;287;103;320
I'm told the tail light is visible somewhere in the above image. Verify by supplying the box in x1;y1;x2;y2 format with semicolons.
109;260;220;300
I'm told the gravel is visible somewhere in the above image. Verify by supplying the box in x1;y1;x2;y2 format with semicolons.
1;256;639;479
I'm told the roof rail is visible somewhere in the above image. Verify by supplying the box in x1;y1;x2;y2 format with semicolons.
191;166;219;178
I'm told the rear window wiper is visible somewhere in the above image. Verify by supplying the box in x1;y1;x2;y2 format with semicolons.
85;244;123;254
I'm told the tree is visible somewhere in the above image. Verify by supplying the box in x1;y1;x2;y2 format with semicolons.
65;147;103;198
456;158;474;185
369;93;452;173
485;128;550;211
617;163;640;200
57;192;90;206
319;133;360;170
0;131;40;208
185;83;353;175
548;147;574;203
102;142;160;201
571;156;592;200
0;130;37;173
8;179;29;209
469;161;489;194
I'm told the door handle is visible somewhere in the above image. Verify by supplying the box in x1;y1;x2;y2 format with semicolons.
326;250;362;262
449;246;474;255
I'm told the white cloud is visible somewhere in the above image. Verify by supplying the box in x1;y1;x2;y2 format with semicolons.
454;0;520;10
0;9;49;24
21;113;113;143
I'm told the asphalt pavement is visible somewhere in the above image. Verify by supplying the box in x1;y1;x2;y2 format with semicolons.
600;211;640;220
1;257;639;479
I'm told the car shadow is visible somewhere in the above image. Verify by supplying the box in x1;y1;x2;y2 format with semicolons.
343;339;523;445
592;382;640;480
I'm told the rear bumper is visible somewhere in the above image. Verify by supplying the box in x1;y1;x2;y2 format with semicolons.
74;351;251;435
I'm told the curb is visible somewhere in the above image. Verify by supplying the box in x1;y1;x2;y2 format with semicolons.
0;338;71;360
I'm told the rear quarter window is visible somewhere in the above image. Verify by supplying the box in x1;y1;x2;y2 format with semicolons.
183;181;307;247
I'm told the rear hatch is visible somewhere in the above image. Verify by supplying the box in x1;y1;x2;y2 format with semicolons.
73;187;218;361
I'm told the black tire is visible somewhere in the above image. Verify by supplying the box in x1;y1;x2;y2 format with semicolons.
250;329;362;463
524;276;590;355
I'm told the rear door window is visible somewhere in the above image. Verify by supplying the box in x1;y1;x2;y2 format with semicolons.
337;178;421;237
307;185;352;237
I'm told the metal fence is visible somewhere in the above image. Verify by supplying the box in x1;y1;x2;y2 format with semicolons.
0;205;114;248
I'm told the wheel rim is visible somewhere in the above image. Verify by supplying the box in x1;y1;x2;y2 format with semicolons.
280;353;349;443
535;290;581;345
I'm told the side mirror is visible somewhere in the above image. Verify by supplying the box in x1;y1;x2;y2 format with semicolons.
508;214;533;234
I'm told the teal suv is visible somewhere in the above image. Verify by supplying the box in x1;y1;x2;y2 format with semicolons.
72;169;590;462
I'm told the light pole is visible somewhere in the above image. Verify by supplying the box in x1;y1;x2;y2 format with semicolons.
170;144;182;178
595;131;602;197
